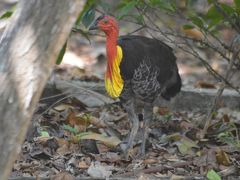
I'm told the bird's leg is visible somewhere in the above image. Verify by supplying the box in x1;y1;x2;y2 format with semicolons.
139;103;153;156
122;99;139;159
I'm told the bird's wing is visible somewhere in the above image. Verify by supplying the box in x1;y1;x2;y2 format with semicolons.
118;35;181;100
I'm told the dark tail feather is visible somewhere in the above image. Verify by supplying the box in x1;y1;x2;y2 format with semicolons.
161;69;181;100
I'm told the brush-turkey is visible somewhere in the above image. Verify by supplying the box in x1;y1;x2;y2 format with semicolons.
89;15;181;158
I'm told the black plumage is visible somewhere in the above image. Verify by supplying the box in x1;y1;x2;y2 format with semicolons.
89;15;181;158
118;35;181;102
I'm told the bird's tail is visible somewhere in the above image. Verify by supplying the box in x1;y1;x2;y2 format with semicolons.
161;68;181;100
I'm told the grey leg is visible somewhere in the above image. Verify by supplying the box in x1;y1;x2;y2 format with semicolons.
139;103;153;156
122;99;139;159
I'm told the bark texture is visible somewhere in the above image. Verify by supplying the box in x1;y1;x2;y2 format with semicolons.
0;1;85;179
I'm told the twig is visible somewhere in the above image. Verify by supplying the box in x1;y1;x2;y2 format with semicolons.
116;161;191;177
128;25;146;35
35;82;114;121
140;12;240;94
200;47;240;139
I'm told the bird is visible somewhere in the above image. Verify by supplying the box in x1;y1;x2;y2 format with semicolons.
89;15;181;158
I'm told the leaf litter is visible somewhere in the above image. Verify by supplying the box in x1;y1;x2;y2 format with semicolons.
10;37;240;180
11;88;240;179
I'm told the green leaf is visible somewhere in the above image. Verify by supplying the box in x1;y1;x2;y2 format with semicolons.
131;14;144;24
81;6;96;28
149;0;160;6
207;169;221;180
220;3;235;15
206;6;221;19
183;24;195;30
234;0;240;14
0;5;16;19
149;0;176;12
99;1;111;12
234;0;240;8
207;0;213;4
40;131;50;137
205;6;224;28
63;124;78;134
189;15;205;28
56;41;67;65
75;0;97;26
0;10;13;19
157;0;176;12
117;1;138;19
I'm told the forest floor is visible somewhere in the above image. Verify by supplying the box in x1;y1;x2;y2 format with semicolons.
9;32;240;180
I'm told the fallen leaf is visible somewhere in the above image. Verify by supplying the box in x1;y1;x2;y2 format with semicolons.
171;174;185;180
143;158;158;165
76;132;121;148
206;169;221;180
168;133;199;155
63;124;78;134
66;111;89;131
89;116;107;128
56;144;69;156
34;136;53;144
216;149;231;166
175;138;198;155
80;139;99;154
40;131;50;137
53;104;73;111
51;172;74;180
194;81;216;89
87;162;113;178
79;161;90;169
96;143;110;153
94;152;121;163
153;107;170;115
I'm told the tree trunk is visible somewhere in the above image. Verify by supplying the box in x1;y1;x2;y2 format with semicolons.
0;0;85;179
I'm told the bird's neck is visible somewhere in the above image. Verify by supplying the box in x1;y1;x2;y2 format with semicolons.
105;29;119;79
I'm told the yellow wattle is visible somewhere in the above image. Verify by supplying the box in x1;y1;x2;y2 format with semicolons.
105;45;124;98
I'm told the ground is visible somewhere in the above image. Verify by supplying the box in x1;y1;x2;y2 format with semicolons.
10;33;240;179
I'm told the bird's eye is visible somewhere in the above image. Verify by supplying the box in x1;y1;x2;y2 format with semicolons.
103;19;108;24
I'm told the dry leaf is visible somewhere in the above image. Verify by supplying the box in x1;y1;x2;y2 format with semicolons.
182;28;204;40
168;133;199;155
77;132;121;147
56;144;69;156
194;81;216;89
143;158;158;164
89;116;107;128
79;161;90;169
87;162;113;178
51;172;74;180
53;104;73;111
216;149;231;166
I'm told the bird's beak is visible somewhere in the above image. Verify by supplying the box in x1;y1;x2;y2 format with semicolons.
89;21;98;31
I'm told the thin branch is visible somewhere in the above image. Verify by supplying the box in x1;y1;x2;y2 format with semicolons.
200;47;240;139
134;7;240;94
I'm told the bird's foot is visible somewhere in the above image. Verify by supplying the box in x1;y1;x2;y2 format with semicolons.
119;142;136;160
135;144;146;159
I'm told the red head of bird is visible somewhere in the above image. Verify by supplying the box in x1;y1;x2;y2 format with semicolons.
89;15;120;82
89;15;119;36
